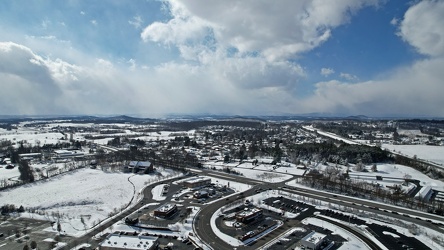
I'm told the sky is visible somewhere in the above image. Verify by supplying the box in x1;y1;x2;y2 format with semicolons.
0;0;443;118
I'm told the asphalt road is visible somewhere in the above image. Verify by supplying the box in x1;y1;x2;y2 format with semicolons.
62;175;187;249
60;167;444;250
191;171;444;250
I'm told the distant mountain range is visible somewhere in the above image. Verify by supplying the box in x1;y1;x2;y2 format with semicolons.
0;113;443;123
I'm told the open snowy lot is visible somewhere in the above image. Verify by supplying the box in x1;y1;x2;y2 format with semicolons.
233;167;293;183
0;165;20;181
0;168;180;237
309;163;444;193
0;130;64;147
253;163;307;176
382;144;444;166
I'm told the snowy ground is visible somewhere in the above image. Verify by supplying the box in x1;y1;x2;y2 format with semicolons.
0;168;181;237
302;217;374;250
0;165;20;181
312;162;444;193
207;176;250;192
202;161;228;170
382;144;444;166
215;188;444;250
0;129;64;147
151;184;167;201
252;163;306;176
233;167;293;183
303;126;359;145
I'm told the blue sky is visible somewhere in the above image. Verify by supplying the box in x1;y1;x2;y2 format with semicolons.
0;0;443;117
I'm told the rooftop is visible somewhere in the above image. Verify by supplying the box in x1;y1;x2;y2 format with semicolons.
183;176;211;184
302;231;327;244
99;234;158;250
236;208;262;218
129;161;152;167
156;203;176;213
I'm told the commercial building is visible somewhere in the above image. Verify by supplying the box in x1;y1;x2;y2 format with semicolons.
193;190;209;199
153;203;178;218
98;233;158;250
300;231;327;250
53;149;84;160
415;186;434;202
182;176;211;188
127;161;153;173
235;208;263;223
18;153;42;161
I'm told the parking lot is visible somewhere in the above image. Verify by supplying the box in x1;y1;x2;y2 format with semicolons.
0;216;73;250
366;223;430;250
262;196;313;215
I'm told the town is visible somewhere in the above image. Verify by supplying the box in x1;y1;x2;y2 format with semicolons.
0;115;444;250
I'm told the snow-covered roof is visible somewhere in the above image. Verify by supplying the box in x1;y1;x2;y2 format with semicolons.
99;234;158;250
236;208;262;218
182;176;211;184
156;203;176;213
129;161;152;167
301;231;327;245
415;186;433;201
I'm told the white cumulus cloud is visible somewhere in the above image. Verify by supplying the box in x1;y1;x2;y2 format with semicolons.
321;68;335;77
141;0;382;61
339;72;358;81
398;0;444;57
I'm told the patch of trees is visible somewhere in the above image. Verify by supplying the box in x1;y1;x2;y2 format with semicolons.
314;121;395;139
1;204;25;215
397;119;444;128
394;155;444;179
107;137;121;147
165;120;263;131
301;175;443;212
18;160;34;183
100;129;126;134
289;142;390;164
130;138;145;147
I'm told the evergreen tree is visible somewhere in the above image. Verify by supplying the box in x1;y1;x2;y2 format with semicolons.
18;160;34;183
30;241;37;249
57;221;62;235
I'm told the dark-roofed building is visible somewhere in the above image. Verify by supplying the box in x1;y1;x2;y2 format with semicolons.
236;208;263;223
153;203;177;218
127;161;153;174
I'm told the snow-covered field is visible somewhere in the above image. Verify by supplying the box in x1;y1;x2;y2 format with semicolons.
303;125;359;145
151;184;167;201
233;167;293;183
382;144;444;166
207;176;250;192
0;165;20;181
0;168;181;237
305;163;444;193
252;163;307;176
0;130;64;147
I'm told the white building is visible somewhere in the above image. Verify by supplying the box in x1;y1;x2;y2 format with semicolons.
300;231;327;250
53;149;84;160
98;234;158;250
415;186;434;202
182;176;211;188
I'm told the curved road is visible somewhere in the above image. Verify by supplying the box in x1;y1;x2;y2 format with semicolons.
62;167;444;249
193;172;444;250
63;175;186;249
